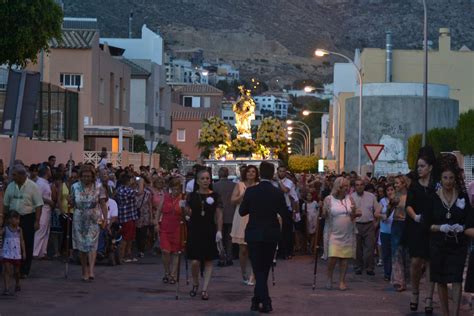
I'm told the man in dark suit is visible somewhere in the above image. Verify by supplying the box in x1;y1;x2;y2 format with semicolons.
239;161;287;313
213;167;236;266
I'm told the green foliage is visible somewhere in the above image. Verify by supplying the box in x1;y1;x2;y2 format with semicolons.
427;128;457;155
457;110;474;155
407;128;458;170
154;141;182;170
0;0;63;67
133;135;148;153
407;134;422;170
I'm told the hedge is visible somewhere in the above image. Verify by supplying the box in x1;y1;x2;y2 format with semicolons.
288;155;318;173
457;110;474;155
406;128;457;170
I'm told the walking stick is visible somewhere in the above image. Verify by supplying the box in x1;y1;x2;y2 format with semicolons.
272;245;278;286
175;251;181;300
312;214;323;290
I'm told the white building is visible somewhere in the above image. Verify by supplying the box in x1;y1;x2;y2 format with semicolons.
101;25;172;142
253;93;291;119
164;57;209;85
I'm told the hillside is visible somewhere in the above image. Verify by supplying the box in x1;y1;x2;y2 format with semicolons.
63;0;474;85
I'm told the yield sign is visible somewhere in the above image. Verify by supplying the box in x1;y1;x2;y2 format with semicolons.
364;144;385;164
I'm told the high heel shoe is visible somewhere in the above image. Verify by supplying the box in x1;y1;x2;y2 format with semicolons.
424;297;433;314
410;291;419;311
189;285;198;297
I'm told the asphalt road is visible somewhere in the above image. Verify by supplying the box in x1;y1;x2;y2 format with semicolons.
0;254;471;316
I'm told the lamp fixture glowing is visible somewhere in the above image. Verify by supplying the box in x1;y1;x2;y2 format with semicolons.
286;120;293;125
302;110;310;116
315;49;329;57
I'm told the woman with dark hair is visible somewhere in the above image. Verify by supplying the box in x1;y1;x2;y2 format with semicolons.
404;146;436;313
425;155;473;316
70;165;107;281
185;169;223;300
230;165;259;286
375;183;393;281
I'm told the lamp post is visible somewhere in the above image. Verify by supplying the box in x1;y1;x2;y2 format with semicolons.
422;0;428;146
288;130;309;155
288;126;310;155
286;119;312;155
315;48;363;175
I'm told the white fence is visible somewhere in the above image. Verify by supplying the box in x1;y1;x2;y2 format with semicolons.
84;151;160;168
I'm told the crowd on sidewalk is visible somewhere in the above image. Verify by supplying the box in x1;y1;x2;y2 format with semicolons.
1;146;474;315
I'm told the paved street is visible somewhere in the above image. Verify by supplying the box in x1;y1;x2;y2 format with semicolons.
1;254;472;316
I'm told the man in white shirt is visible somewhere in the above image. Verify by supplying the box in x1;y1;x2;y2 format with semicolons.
351;178;381;276
274;166;294;259
33;165;54;258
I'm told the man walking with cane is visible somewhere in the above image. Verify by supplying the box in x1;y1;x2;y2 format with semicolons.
239;162;287;313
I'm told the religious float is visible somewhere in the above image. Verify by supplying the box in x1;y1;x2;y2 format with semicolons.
198;86;286;179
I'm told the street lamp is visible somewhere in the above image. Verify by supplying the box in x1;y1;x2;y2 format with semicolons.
288;125;310;154
286;119;312;155
302;110;329;116
422;0;428;146
289;130;309;155
315;48;363;175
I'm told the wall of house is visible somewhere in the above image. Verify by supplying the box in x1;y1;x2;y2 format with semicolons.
360;29;474;113
129;78;147;137
170;120;202;160
0;137;83;166
93;44;131;129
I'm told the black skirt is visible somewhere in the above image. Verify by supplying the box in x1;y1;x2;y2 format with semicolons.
430;234;467;284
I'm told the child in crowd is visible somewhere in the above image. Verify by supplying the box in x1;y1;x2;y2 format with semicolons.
2;211;26;296
303;192;319;254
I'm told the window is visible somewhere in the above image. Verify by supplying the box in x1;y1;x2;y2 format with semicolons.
183;96;200;108
0;68;7;90
114;85;119;109
198;129;202;138
177;129;186;142
60;73;83;88
121;88;126;112
203;97;211;108
99;78;105;104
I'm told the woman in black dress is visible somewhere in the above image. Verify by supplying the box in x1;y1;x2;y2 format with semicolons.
404;147;436;313
425;157;473;316
185;169;223;300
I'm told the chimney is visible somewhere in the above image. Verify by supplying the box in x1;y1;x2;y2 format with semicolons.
439;28;451;52
385;31;392;82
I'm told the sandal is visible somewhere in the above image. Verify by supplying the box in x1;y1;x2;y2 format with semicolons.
169;277;176;285
201;291;209;300
189;285;198;297
410;291;419;311
162;274;170;284
424;297;433;315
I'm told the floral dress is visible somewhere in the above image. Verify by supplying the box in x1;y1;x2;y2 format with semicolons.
70;182;106;252
136;187;153;228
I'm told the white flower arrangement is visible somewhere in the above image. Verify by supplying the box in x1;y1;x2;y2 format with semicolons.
206;197;215;205
456;198;465;210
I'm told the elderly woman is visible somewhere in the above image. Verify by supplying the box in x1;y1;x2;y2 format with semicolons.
322;177;360;291
185;169;223;300
156;177;185;284
70;165;107;281
425;157;473;316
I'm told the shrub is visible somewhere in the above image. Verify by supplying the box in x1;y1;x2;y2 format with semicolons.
427;128;457;156
407;134;422;170
288;155;318;173
457;110;474;155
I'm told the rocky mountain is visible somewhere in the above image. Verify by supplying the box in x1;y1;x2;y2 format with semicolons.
63;0;474;85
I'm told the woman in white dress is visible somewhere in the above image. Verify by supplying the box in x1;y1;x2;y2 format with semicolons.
322;177;360;291
230;165;259;285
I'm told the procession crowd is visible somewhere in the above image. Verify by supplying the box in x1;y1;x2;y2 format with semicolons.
1;146;474;315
